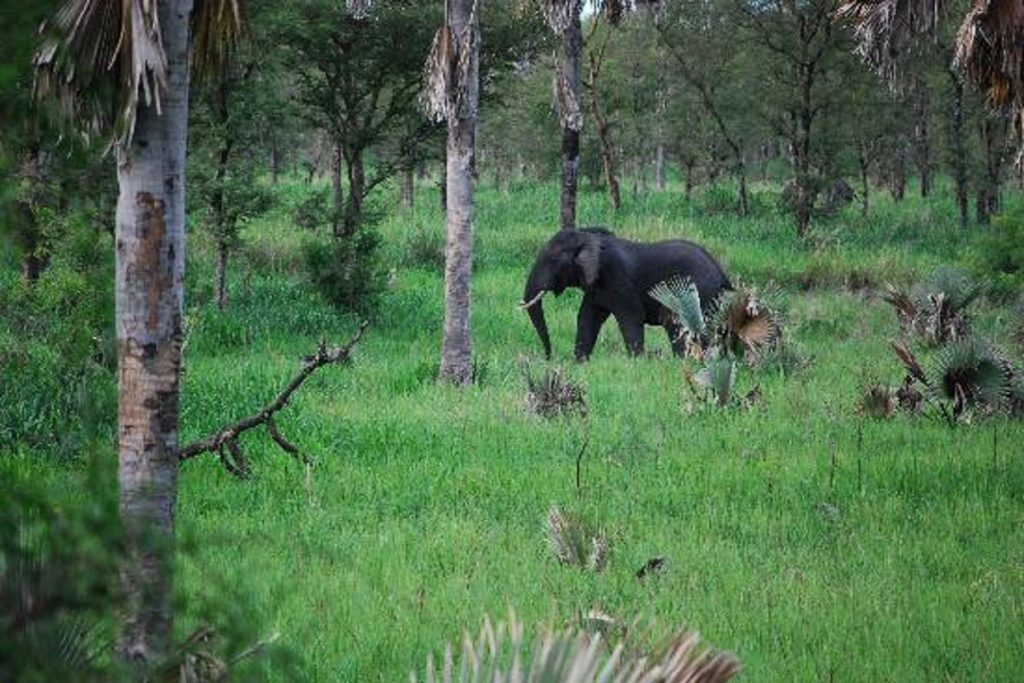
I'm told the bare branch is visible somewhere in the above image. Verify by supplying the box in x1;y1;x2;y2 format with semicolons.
179;322;370;474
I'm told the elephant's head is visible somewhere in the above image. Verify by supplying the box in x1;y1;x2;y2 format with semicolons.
520;228;604;359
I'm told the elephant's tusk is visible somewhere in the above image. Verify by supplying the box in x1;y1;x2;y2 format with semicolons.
519;290;547;310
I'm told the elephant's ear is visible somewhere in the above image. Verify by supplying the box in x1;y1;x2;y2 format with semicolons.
576;232;601;287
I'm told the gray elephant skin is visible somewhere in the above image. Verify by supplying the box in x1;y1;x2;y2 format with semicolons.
520;227;731;360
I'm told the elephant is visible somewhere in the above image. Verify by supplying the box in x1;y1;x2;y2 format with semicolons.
520;227;731;360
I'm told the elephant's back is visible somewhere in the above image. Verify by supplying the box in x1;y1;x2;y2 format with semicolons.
631;238;730;296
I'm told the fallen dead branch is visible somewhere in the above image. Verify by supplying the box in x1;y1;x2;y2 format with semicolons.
179;321;369;476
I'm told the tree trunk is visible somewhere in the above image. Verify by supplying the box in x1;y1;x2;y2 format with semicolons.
857;138;870;217
215;240;228;311
400;166;414;207
438;0;479;385
559;10;582;230
888;140;907;201
948;68;969;229
654;46;667;191
211;78;233;310
977;114;1007;223
683;157;695;200
913;84;932;197
331;141;344;236
271;141;282;185
438;160;447;211
342;148;364;237
587;43;621;211
114;0;190;668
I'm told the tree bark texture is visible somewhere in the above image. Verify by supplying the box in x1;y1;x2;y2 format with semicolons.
331;140;344;237
114;0;191;669
559;11;582;230
587;37;621;211
948;68;970;229
439;0;479;385
913;83;932;197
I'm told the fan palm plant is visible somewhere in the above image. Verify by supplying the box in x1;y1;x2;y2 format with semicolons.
34;0;243;667
412;613;740;683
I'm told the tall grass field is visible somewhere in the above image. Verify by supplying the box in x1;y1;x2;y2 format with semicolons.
5;179;1024;681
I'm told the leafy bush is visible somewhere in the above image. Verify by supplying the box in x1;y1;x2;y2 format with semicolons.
304;230;387;316
401;222;445;272
0;214;115;453
973;206;1024;300
292;188;331;232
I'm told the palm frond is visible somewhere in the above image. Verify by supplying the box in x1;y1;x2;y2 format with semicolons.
709;284;784;360
694;357;736;407
191;0;246;80
927;339;1013;417
545;506;607;572
34;0;167;145
955;0;1024;112
414;612;741;683
650;276;706;339
836;0;947;83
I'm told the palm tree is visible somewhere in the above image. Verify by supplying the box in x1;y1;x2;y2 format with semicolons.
35;0;241;668
839;0;1024;141
424;0;481;384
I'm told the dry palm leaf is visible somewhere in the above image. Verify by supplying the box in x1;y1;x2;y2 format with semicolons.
34;0;244;146
413;612;741;683
421;8;479;123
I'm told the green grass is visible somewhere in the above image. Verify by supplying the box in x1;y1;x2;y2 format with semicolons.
10;179;1024;681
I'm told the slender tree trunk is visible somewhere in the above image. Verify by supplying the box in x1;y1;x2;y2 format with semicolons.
888;139;907;201
400;166;415;207
683;157;695;200
977;114;1007;223
948;68;970;228
559;10;582;230
342;148;364;237
271;141;282;185
439;0;479;385
857;138;870;217
331;141;344;236
654;45;667;191
115;0;190;668
587;42;621;211
211;78;233;310
17;145;49;285
913;84;932;197
438;160;447;211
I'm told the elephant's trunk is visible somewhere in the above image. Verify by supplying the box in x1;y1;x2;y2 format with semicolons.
522;271;551;359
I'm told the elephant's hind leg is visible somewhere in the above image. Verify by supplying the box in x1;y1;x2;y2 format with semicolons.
615;315;645;356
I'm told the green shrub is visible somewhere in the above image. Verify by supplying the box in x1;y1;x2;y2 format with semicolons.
0;214;115;453
304;229;387;316
973;206;1024;300
401;222;445;272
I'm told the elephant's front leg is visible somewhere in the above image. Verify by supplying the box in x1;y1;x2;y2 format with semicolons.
574;295;610;361
615;313;645;356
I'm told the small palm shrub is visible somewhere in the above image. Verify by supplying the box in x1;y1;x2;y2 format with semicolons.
412;613;741;683
650;276;788;407
883;267;985;347
545;506;607;572
890;339;1015;422
523;364;587;419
